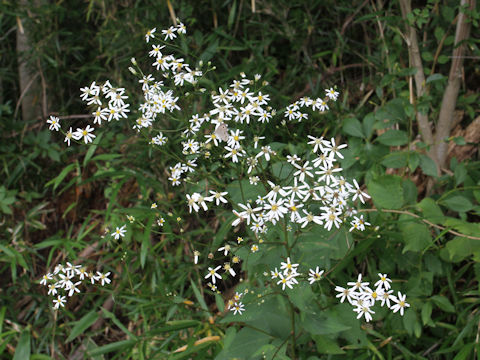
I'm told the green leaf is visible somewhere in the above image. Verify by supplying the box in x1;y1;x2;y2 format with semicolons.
146;320;200;335
215;327;271;360
434;27;445;42
453;343;474;360
441;195;473;213
401;221;432;253
66;311;99;342
367;175;404;209
438;55;449;64
190;279;209;313
402;308;417;336
313;335;345;354
88;339;136;356
442;6;454;22
101;309;137;339
426;73;445;83
422;52;434;61
271;161;294;181
343;117;364;138
454;163;467;186
419;154;438;177
380;151;408;168
376;130;408;146
444;236;480;262
417;198;445;223
402;179;418;205
45;162;76;191
421;302;432;325
140;216;154;268
227;0;237;30
430;295;455;313
363;113;376;138
215;293;225;313
13;330;30;360
301;313;351;335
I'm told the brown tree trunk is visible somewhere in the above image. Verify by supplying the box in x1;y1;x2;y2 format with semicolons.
433;0;475;169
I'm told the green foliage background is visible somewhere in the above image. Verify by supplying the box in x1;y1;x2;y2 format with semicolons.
0;0;479;359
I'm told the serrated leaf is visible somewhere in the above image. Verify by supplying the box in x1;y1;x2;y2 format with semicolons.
417;198;445;223
343;117;364;138
441;196;473;213
401;221;432;253
419;154;438;177
367;175;404;209
445;236;480;262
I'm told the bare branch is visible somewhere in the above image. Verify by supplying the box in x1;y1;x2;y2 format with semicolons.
399;0;434;147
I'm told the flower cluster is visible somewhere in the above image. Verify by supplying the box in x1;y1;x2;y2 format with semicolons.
40;262;111;309
270;258;324;291
227;291;245;315
230;135;371;235
46;80;130;146
335;273;410;322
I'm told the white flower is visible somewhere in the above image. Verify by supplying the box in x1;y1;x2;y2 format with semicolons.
231;302;245;315
264;198;288;224
351;179;371;204
205;190;228;206
97;271;111;286
218;244;231;256
277;273;294;290
335;286;357;304
236;202;262;225
47;116;61;131
73;125;96;144
308;267;324;284
353;304;374;322
64;127;74;146
67;281;81;297
323;138;347;159
271;267;280;279
53;295;66;309
292;161;314;182
224;146;245;163
47;283;58;296
280;257;299;274
320;209;342;231
145;28;156;43
379;289;396;308
223;262;236;277
162;26;177;40
347;274;369;292
205;266;222;284
193;250;200;264
325;87;339;101
111;225;127;240
391;292;410;316
40;273;52;285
